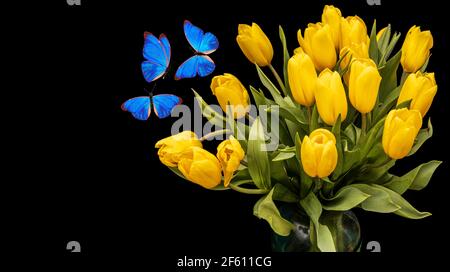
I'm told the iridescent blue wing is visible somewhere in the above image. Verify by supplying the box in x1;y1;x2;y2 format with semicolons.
141;33;171;82
121;96;151;121
183;20;219;54
152;94;182;119
174;55;215;80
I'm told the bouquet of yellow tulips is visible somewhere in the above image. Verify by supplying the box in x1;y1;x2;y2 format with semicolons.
154;5;440;252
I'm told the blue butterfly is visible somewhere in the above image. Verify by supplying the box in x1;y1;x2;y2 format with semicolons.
121;94;182;121
175;20;219;80
141;32;171;83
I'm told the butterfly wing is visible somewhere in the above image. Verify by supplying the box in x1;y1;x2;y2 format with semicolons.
152;94;182;119
121;97;152;121
174;55;215;80
184;20;219;55
141;33;171;82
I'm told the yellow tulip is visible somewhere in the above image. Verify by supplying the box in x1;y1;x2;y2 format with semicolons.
155;131;202;167
339;42;369;69
397;72;437;117
322;5;343;49
340;16;369;50
236;23;273;66
315;69;348;125
178;146;222;189
287;48;317;107
401;26;433;73
216;136;245;187
298;23;337;71
211;73;250;119
349;59;382;113
301;128;338;178
377;27;388;41
382;108;422;159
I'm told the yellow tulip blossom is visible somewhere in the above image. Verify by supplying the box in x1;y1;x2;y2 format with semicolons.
401;26;433;73
398;71;437;117
155;131;202;167
301;128;338;178
216;136;245;187
298;22;337;71
211;73;250;119
315;69;348;125
178;146;222;189
236;23;274;66
382;108;422;159
349;59;382;113
288;48;317;107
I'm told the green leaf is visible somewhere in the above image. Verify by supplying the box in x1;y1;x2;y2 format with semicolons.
343;123;360;148
247;117;271;189
193;89;226;128
369;20;379;64
256;65;289;107
384;160;442;194
379;32;401;66
409;118;433;156
279;25;292;98
358;159;396;184
253;188;294;236
377;24;391;54
322;186;370;211
272;152;296;161
331;115;343;179
378;50;402;102
250;86;275;107
300;192;336;252
350;184;401;213
272;183;299;203
310;105;319;132
266;105;308;128
373;184;432;219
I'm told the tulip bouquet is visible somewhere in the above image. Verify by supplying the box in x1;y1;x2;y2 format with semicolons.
154;5;441;252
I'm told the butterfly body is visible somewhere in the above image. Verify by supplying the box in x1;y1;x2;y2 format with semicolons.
121;94;182;120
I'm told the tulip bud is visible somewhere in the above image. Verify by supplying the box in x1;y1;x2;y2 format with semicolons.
397;72;437;117
178;146;222;189
216;136;245;187
211;73;250;119
349;59;382;113
340;16;369;50
288;48;317;107
301;128;338;178
315;69;348;125
382;108;422;159
155;131;202;167
236;23;274;66
298;23;337;71
322;5;343;49
401;26;433;73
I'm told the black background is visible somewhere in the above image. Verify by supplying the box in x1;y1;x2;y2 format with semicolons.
19;0;450;267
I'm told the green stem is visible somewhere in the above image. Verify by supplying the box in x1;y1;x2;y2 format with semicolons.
240;160;248;167
229;180;269;195
200;129;231;141
268;64;286;94
361;113;367;136
400;71;409;86
307;106;312;127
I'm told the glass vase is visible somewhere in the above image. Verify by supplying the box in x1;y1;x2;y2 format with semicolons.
271;203;361;252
